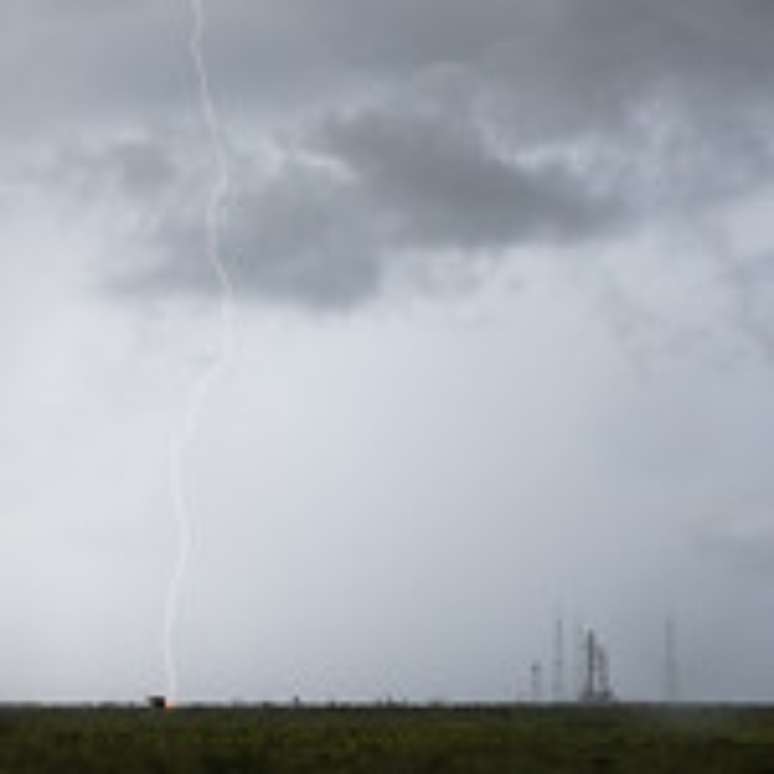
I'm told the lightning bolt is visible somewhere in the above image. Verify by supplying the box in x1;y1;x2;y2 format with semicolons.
163;0;235;704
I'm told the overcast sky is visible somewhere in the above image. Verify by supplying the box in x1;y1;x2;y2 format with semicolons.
2;0;774;704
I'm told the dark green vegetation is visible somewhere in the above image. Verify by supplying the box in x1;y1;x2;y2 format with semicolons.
1;704;774;773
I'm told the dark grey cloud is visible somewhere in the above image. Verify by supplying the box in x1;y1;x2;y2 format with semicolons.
1;2;184;136
106;111;771;310
470;0;774;162
6;0;774;136
316;108;618;249
6;0;774;312
106;107;622;309
136;157;384;309
44;138;179;200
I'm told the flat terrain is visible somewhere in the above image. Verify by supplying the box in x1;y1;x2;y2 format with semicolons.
1;704;774;773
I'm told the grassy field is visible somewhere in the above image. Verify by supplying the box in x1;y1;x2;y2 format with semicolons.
1;704;774;773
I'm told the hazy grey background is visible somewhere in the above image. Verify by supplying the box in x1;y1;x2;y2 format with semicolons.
2;0;774;703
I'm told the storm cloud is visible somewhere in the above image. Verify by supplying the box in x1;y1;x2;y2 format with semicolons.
4;0;774;310
4;1;774;705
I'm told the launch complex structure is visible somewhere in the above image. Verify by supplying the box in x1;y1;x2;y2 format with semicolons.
527;618;679;705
